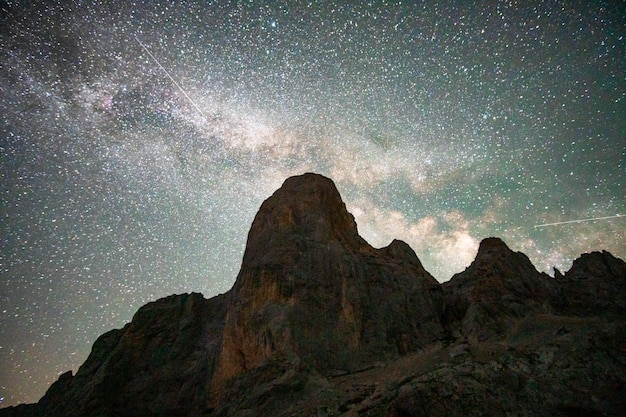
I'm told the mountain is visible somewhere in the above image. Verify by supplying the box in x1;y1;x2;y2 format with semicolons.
442;237;562;340
2;173;625;417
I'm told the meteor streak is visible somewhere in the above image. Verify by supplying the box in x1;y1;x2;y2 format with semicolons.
135;36;207;121
534;214;624;228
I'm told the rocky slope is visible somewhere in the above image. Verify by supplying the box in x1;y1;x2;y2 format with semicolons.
2;173;625;417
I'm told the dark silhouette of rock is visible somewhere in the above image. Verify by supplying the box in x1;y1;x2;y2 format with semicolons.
442;237;561;340
557;250;626;315
8;292;230;417
2;173;625;417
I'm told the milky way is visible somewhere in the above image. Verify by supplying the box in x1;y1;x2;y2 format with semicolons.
1;0;624;407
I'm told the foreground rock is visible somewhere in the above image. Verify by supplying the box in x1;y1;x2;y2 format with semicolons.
2;173;625;417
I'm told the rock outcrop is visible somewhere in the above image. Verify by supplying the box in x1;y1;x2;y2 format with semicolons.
442;237;561;340
2;173;625;417
556;250;626;315
215;173;444;391
7;292;230;417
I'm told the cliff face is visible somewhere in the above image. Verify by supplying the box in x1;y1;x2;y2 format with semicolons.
9;292;230;417
2;173;625;417
215;173;444;387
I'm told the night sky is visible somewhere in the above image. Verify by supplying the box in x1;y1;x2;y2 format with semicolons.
1;0;625;407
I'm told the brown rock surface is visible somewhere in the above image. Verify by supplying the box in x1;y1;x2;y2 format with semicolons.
5;292;230;417
2;173;625;417
214;173;444;395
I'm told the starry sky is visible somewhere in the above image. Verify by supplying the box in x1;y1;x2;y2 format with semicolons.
1;0;625;408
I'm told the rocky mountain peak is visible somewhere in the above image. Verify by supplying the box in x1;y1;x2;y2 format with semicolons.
558;250;626;315
472;237;531;269
241;173;368;266
443;237;559;339
475;236;512;255
216;173;443;389
566;250;626;279
451;237;541;286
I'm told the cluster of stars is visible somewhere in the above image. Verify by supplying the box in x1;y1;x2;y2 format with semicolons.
1;0;624;408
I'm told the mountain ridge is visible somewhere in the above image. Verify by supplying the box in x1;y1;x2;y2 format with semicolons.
2;173;625;417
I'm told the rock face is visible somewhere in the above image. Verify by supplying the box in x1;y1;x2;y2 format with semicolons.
215;174;444;389
7;292;230;417
2;173;625;417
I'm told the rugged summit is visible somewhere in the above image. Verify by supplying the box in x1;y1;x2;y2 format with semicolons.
556;250;626;315
217;173;444;388
442;237;560;340
2;173;625;417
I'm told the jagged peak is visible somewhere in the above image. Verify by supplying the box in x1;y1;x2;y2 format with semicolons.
467;237;533;270
553;267;564;279
447;237;543;288
565;250;626;279
475;237;514;257
385;239;417;258
217;174;444;386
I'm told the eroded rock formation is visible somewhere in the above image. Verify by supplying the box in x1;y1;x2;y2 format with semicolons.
215;173;444;388
2;173;624;417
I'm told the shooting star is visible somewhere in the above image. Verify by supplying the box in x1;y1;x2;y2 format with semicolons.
135;36;207;121
534;214;624;228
